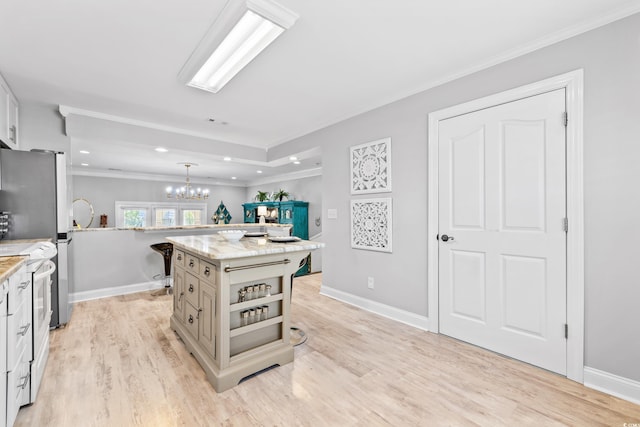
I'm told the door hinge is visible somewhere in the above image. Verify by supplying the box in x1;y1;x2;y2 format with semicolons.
565;323;568;339
563;217;568;232
563;111;568;127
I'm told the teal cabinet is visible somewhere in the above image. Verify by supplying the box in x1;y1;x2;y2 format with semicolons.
242;201;310;275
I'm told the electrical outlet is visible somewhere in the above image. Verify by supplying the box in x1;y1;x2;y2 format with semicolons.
367;277;374;289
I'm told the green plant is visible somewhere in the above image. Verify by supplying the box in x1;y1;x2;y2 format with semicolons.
255;191;269;202
273;189;289;202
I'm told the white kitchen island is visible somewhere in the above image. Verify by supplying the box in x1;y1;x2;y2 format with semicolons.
167;233;323;392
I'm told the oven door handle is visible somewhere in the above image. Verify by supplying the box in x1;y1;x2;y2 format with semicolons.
33;260;56;282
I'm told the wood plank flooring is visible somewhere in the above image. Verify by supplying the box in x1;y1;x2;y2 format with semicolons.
16;273;640;426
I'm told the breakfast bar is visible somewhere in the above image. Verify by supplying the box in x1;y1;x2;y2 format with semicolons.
167;233;323;392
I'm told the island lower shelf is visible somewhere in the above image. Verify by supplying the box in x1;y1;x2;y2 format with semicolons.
169;245;310;392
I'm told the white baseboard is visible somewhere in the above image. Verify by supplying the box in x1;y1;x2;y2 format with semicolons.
319;285;430;331
69;280;167;303
584;366;640;405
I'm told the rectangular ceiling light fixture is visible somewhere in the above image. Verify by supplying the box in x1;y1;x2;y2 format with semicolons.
181;0;299;94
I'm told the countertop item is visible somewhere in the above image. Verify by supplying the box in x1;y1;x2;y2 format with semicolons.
167;233;324;260
217;230;246;241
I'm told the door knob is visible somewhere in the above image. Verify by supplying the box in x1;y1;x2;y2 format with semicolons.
441;234;454;242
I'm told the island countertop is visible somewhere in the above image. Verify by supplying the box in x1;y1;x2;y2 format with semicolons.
167;234;324;260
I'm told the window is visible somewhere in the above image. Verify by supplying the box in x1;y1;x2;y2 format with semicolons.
123;208;147;228
155;208;176;226
182;209;202;225
116;201;207;228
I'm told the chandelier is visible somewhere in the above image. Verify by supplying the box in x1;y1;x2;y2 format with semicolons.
166;163;210;200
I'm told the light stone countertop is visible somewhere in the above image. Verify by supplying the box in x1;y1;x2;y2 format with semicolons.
0;256;27;283
0;238;51;282
167;234;324;261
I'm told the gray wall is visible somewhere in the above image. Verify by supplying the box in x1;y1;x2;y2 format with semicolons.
279;13;640;382
73;175;247;228
245;174;322;238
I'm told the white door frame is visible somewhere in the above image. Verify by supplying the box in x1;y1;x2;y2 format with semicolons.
427;70;584;383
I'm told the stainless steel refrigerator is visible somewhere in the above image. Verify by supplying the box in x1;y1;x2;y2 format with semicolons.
0;148;73;327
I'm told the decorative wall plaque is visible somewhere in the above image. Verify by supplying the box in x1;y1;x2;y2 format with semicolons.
351;198;392;253
350;137;392;194
212;200;232;224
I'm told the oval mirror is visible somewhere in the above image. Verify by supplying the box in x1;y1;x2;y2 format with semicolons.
72;198;95;228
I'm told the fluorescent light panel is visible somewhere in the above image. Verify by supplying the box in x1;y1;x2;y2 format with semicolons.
187;0;298;93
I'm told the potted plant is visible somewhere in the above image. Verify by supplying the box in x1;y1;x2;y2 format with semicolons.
272;189;289;201
255;191;269;202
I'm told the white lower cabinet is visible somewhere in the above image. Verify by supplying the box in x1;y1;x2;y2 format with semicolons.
3;265;31;427
1;280;8;427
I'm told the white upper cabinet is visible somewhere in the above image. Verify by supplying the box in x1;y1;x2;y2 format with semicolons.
0;73;19;150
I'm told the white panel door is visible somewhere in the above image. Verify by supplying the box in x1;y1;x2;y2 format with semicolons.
438;89;567;375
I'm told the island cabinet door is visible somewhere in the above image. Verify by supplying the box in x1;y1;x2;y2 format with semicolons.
173;267;186;323
185;272;200;308
199;282;216;359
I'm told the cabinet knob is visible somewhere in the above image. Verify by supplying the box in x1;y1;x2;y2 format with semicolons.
189;260;195;267
188;315;194;324
177;254;182;260
204;266;210;276
188;284;194;293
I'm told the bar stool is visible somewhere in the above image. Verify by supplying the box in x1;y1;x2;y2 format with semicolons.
290;256;309;346
151;242;173;295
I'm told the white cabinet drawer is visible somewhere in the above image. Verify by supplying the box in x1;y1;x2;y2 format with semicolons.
174;249;185;267
7;302;32;371
199;260;216;284
6;347;30;427
8;269;30;314
185;253;200;274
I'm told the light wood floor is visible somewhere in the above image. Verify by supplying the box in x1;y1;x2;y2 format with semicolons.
16;273;640;426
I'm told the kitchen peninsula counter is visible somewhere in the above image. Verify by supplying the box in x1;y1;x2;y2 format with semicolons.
72;223;292;232
167;234;323;392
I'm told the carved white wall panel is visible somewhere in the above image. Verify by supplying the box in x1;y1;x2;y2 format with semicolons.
350;137;392;194
350;197;392;253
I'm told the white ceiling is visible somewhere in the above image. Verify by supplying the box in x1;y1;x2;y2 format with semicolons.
1;0;638;183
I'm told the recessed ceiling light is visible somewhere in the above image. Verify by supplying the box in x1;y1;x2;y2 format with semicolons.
155;147;169;153
231;176;237;180
223;157;231;161
257;170;263;174
293;161;300;165
81;163;89;166
289;156;297;161
79;150;90;154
